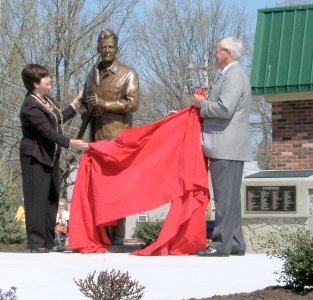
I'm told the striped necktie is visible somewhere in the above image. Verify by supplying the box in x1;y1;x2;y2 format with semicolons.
215;72;222;82
207;72;223;97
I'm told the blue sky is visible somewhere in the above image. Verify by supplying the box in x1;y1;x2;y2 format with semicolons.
227;1;312;28
139;0;283;32
226;0;280;29
243;0;279;13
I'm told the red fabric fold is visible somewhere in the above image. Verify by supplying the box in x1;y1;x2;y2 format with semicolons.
69;107;209;255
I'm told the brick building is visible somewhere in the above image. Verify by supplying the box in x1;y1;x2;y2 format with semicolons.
271;99;313;170
251;4;313;171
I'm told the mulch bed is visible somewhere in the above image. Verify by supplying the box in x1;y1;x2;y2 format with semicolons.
0;243;28;252
188;286;313;299
1;244;312;299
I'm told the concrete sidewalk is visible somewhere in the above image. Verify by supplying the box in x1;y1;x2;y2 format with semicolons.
0;249;283;300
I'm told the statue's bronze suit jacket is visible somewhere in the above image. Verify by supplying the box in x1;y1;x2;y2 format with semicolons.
83;60;140;141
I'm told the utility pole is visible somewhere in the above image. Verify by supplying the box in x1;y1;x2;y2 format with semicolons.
187;58;215;93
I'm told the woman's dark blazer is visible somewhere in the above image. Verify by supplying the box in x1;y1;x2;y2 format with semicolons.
20;93;76;167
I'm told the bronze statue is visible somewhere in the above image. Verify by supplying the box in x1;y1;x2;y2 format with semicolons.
80;29;140;245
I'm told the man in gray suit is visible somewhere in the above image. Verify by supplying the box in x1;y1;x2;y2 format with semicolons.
193;37;252;257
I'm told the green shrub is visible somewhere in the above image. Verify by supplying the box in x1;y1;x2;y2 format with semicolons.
74;269;145;300
0;286;17;300
132;215;164;246
262;226;313;290
0;161;26;244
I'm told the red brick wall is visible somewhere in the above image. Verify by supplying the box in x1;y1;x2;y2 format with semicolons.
272;100;313;170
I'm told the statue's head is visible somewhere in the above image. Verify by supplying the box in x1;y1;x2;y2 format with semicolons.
97;29;119;66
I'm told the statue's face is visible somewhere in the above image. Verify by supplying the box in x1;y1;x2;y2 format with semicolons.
98;37;118;65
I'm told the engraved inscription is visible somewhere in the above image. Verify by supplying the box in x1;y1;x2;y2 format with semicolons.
246;186;296;212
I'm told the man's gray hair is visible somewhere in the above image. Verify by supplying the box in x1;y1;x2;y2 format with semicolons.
219;37;244;61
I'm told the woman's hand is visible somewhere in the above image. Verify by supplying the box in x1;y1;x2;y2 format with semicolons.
71;90;84;110
76;90;83;101
69;139;90;151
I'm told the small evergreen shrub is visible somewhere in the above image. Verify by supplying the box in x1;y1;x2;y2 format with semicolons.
261;226;313;290
0;162;26;244
132;215;164;246
74;269;145;300
0;286;17;300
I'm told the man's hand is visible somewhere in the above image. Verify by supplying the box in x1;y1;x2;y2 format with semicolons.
192;94;205;108
167;110;178;116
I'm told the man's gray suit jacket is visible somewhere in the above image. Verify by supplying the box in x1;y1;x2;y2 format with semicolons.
200;62;252;162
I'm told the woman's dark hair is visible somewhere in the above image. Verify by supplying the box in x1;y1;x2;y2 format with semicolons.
21;64;50;93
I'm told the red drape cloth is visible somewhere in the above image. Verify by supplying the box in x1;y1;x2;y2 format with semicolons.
69;107;209;255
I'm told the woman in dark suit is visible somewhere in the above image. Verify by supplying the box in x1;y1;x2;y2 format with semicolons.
20;64;89;253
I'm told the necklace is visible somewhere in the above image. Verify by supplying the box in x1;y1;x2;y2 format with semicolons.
30;93;64;164
30;93;64;128
31;93;49;105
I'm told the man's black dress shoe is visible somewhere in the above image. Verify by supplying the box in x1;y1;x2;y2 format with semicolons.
51;246;66;252
231;250;245;256
111;238;124;246
30;248;50;253
196;247;229;257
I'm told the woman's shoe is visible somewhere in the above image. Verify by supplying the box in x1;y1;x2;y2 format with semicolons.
30;247;50;253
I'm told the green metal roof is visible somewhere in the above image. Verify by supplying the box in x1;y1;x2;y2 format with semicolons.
251;4;313;96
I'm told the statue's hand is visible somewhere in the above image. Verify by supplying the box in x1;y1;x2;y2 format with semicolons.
86;94;98;108
96;96;107;109
86;94;107;117
86;95;107;109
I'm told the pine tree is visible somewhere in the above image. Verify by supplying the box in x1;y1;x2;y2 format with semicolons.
0;162;26;244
